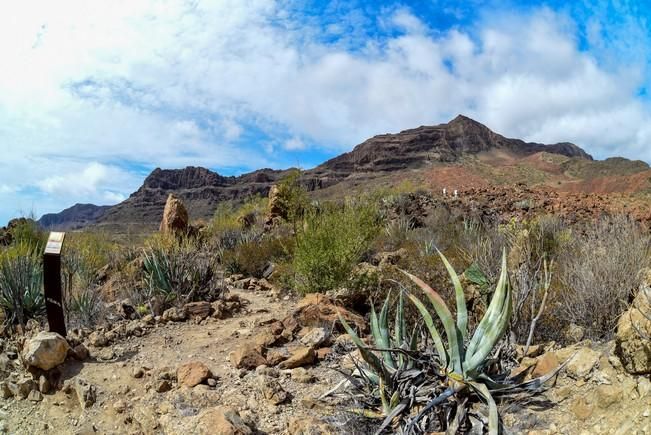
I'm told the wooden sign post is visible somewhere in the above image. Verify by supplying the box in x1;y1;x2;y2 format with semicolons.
43;232;66;337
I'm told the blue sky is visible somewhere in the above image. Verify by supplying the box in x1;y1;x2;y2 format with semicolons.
1;0;650;224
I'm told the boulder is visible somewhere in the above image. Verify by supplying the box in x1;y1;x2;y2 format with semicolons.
177;361;212;388
565;347;600;379
8;377;35;399
38;374;51;394
615;288;651;374
286;294;366;333
265;348;289;366
531;352;560;378
71;344;89;361
88;331;109;347
162;306;187;322
28;390;43;402
300;327;330;348
160;194;189;234
565;323;586;343
196;406;253;435
23;332;70;371
278;347;316;369
253;330;281;351
595;384;623;409
291;367;314;383
184;301;212;320
155;379;172;393
371;248;408;267
230;344;267;370
0;382;12;399
264;185;284;229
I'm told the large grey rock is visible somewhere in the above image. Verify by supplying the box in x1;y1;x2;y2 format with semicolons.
23;332;70;370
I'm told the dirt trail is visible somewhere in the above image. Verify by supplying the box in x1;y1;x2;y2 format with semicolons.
3;290;351;435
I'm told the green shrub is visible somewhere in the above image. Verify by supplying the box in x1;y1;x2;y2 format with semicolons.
62;232;116;292
6;217;47;250
274;169;309;227
0;242;44;327
222;236;291;278
293;199;380;294
67;287;104;328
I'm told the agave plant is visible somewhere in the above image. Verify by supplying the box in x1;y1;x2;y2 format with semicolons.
0;243;45;327
142;238;220;312
337;292;421;419
338;249;562;434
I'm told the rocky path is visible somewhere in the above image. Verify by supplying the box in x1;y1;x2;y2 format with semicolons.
2;290;358;434
2;286;651;434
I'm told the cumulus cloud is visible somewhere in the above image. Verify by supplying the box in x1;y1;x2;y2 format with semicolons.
1;0;650;223
283;137;307;151
37;162;130;199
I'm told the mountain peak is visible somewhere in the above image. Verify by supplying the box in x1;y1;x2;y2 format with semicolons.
320;115;592;173
448;114;480;125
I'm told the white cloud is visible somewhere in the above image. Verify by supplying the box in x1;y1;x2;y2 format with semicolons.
1;1;651;223
0;184;15;194
283;137;306;151
38;162;123;197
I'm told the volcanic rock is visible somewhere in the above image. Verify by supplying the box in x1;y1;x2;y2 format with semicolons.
160;193;189;234
177;361;212;388
23;332;70;371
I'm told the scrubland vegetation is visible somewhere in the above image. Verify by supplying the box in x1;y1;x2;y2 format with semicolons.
1;174;650;433
1;174;649;342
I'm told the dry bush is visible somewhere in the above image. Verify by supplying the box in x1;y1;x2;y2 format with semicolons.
222;236;292;278
458;216;570;343
556;215;650;339
61;232;118;328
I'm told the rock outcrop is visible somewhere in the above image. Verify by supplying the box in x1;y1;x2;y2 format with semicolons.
159;194;189;234
616;288;651;374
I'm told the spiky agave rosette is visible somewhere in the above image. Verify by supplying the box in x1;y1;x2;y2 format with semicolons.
336;248;564;434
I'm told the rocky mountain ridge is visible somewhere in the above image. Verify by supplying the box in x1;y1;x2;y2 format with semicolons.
315;115;591;174
38;115;647;232
38;204;111;231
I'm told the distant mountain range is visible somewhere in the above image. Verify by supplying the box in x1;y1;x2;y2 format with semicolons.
38;115;651;232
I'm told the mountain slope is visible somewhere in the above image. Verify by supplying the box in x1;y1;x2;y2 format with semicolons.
42;115;651;232
316;115;591;175
38;204;111;230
